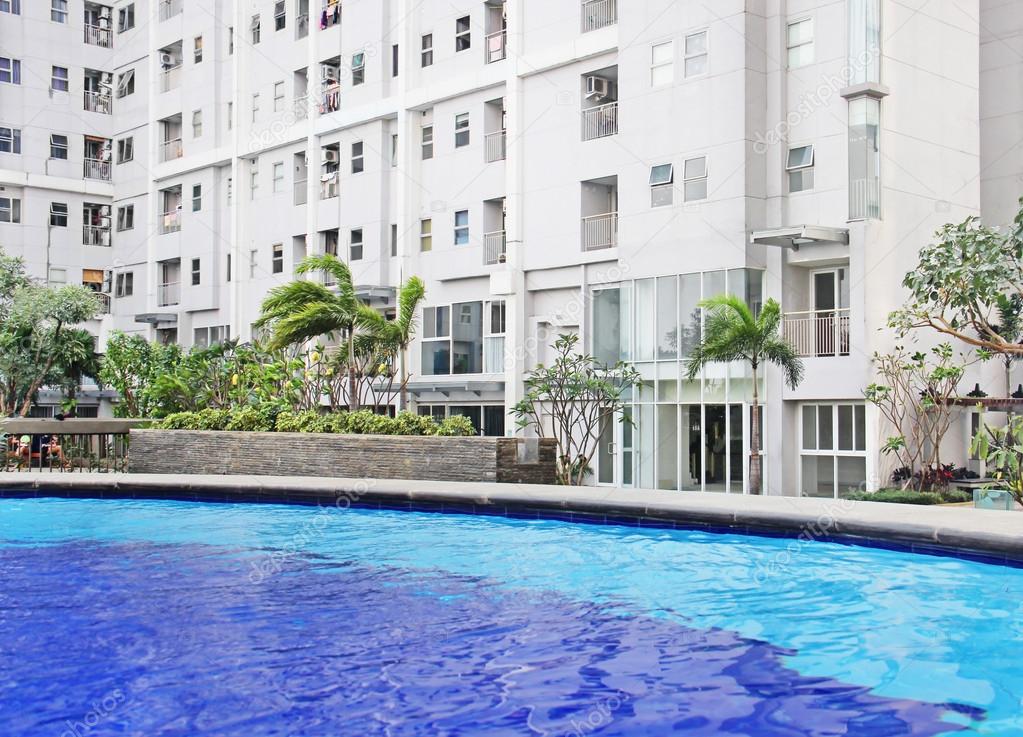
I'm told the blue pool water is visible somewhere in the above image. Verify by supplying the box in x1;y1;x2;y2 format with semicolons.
0;498;1020;736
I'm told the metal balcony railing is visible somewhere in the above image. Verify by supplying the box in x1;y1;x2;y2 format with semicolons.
83;158;111;181
581;101;618;141
485;29;507;63
160;209;181;234
294;179;308;205
320;175;338;199
158;281;180;306
96;292;111;314
483;230;506;265
83;91;112;114
782;308;851;357
581;211;617;251
83;225;111;247
849;178;880;220
484;131;506;162
160;65;182;92
158;0;182;21
84;24;113;47
581;0;616;32
160;138;183;162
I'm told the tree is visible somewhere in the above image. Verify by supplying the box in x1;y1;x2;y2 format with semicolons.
892;197;1023;355
971;417;1023;506
53;328;102;411
683;295;803;495
511;333;640;486
99;332;184;417
376;276;426;410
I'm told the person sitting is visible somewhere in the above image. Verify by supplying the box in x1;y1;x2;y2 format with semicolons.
46;435;65;467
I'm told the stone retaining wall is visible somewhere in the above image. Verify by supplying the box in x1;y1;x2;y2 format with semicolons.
128;429;557;484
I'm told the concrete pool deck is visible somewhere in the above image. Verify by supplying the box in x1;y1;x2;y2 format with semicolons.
1;472;1022;563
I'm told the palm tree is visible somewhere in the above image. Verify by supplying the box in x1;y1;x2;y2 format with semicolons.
54;327;102;411
376;276;425;410
255;254;380;411
684;295;803;495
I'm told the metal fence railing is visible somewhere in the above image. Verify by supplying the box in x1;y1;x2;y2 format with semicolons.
1;420;140;473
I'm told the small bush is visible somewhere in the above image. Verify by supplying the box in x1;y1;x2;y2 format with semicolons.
392;410;438;436
436;415;477;437
844;488;972;505
224;406;274;432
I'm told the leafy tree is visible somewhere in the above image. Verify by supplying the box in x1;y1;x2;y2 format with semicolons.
512;333;640;486
53;328;102;411
971;417;1023;506
683;295;803;495
99;332;184;417
376;276;426;410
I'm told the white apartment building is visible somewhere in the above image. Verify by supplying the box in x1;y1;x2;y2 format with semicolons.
1;0;1021;495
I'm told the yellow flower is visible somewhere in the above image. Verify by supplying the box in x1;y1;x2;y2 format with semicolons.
379;363;388;373
231;373;239;386
310;351;321;363
304;371;312;380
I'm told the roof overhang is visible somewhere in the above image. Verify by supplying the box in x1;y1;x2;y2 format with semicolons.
407;380;505;399
134;313;178;325
749;225;849;250
355;285;396;303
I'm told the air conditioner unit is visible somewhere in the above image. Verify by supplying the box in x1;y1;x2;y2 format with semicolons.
323;149;339;163
585;75;611;100
160;52;175;67
321;66;338;82
100;7;111;18
100;205;112;217
98;17;110;28
497;253;506;264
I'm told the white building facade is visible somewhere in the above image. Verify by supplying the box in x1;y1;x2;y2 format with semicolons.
1;0;1021;495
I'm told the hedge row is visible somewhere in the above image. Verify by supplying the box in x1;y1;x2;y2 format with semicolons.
153;407;477;437
844;488;973;505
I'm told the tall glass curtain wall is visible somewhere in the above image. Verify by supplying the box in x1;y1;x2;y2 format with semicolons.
592;269;764;493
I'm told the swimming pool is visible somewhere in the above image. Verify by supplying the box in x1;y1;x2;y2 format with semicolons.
1;497;1020;737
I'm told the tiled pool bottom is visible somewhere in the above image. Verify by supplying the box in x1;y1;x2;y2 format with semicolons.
3;497;1023;736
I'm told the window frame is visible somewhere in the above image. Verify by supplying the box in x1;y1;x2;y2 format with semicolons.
683;30;709;78
0;57;21;85
421;124;434;159
251;14;261;44
682;155;708;202
0;196;21;223
191;258;201;286
271;243;284;273
650;40;674;87
192;109;203;138
274;0;286;31
786;144;815;193
419;218;433;252
49;202;68;227
191;183;202;211
455;15;471;52
454;113;470;148
421;33;433;67
0;126;21;154
117;137;134;163
273;81;284;112
349;228;363;261
115;271;134;297
50;133;69;160
649;163;675;207
0;0;21;15
51;65;69;92
272;161;284;192
453;209;469;245
351;52;365;85
117;3;134;32
51;0;67;23
351;141;364;174
787;17;814;69
116;69;135;98
116;204;134;231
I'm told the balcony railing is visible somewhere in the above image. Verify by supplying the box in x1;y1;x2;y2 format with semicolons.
484;131;506;163
84;24;113;47
296;12;309;38
320;174;338;199
321;85;340;114
581;211;617;251
294;179;308;205
96;292;111;314
158;0;182;21
160;138;183;162
783;308;851;358
158;281;180;307
581;101;618;141
581;0;616;32
321;0;340;28
485;29;507;63
83;91;112;114
160;65;182;92
83;225;111;247
850;178;880;220
83;158;111;181
483;230;506;265
160;209;181;234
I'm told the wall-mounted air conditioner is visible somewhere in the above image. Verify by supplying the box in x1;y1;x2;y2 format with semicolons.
585;75;612;101
323;149;339;163
160;52;175;68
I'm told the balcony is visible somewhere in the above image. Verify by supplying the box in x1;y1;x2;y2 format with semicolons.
158;281;180;307
83;158;111;181
160;65;182;92
320;174;338;199
320;0;340;28
84;24;112;47
483;231;507;265
581;0;616;32
783;309;851;358
850;178;880;220
83;225;111;247
485;29;506;63
83;91;112;114
294;179;307;205
581;212;617;251
160;138;183;162
581;101;618;141
485;131;506;163
160;210;181;234
158;0;182;21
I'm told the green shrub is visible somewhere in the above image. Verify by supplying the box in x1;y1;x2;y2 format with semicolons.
392;411;439;436
844;488;972;505
224;406;274;432
436;415;476;437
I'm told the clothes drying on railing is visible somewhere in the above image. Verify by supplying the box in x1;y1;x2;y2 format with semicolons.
320;85;340;113
320;0;339;29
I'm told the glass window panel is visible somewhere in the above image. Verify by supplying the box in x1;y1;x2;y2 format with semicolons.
685;31;706;55
422;342;450;375
817;405;834;450
649;163;673;185
678;273;701;358
592;287;620;365
745;268;764;315
801;405;817;450
729;404;744;493
636;404;655;490
619;282;632;361
838;405;854;450
656;275;677;359
848;0;881;85
657;380;678;402
684;156;706;180
451;301;483;374
681;405;701;490
854;404;866;451
704;404;727;492
848;96;881;219
703;270;725;300
635;278;655;361
651;41;672;65
483;406;505;437
450;406;481;433
657;404;678;490
801;456;835;497
787;145;814;168
837;456;867;498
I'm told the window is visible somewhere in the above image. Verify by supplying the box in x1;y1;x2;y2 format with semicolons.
274;0;285;30
49;268;67;284
849;96;881;219
800;403;866;498
391;133;398;167
683;156;707;201
51;66;69;92
391;44;399;77
192;184;202;211
849;0;881;85
116;137;133;163
421;124;433;159
272;161;284;191
115;272;134;297
51;0;67;23
226;253;232;281
49;202;68;227
227;101;233;130
50;134;69;159
249;249;258;277
116;69;135;97
484;300;506;373
420;218;432;252
229;26;234;54
0;126;21;154
191;258;201;286
649;163;674;207
351;52;365;85
250;162;259;199
251;93;260;122
0;196;21;223
422;302;483;375
684;31;708;77
455;16;471;51
422;306;451;375
350;228;363;260
787;19;814;68
194;36;203;63
650;41;673;86
116;204;134;230
351;141;364;173
454;113;469;147
272;243;283;273
0;58;21;85
251;14;261;44
390;223;397;257
454;210;469;245
421;34;433;67
787;145;815;193
0;0;21;15
117;4;134;32
273;81;284;112
192;109;203;138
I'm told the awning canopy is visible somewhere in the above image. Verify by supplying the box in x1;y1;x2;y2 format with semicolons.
134;313;178;325
749;225;849;250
